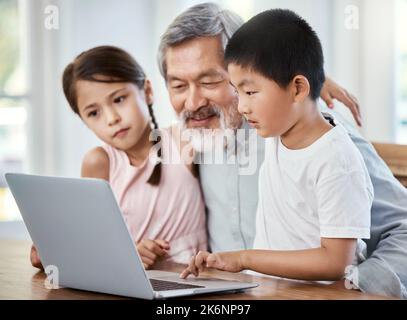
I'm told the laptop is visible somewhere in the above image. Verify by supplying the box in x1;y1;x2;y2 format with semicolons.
5;173;258;299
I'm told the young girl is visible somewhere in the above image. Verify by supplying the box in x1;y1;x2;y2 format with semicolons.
30;46;207;269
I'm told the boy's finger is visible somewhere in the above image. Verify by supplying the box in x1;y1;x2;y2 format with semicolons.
195;251;210;272
181;264;198;279
188;255;199;277
179;268;191;279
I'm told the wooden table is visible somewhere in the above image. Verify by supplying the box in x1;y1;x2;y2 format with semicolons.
0;240;393;300
372;142;407;187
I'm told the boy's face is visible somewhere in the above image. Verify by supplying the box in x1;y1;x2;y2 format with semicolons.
228;63;299;138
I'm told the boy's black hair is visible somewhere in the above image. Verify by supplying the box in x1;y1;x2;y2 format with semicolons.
225;9;325;100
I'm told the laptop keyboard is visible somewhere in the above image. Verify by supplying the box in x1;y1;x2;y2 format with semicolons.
150;279;205;291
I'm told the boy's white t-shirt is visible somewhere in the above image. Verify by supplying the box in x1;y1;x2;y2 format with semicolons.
253;122;374;265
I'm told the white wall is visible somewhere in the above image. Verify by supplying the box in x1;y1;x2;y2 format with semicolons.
331;0;396;142
27;0;159;177
360;0;396;142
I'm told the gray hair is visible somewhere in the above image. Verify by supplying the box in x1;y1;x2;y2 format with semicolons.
157;2;244;79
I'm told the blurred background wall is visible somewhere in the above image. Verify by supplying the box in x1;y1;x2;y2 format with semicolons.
0;0;406;229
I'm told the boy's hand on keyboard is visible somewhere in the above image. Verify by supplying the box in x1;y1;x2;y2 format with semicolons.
180;251;243;279
30;244;44;270
137;239;170;269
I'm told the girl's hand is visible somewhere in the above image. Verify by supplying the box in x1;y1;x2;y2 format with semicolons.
179;251;244;279
136;239;170;269
30;244;44;270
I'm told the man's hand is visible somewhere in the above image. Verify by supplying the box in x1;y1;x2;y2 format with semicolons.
30;244;44;270
179;251;244;279
320;77;362;126
136;239;170;269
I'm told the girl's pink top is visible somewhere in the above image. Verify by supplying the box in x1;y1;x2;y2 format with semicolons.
102;129;207;264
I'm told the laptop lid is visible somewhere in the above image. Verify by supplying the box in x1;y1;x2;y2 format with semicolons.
5;173;155;299
6;173;259;299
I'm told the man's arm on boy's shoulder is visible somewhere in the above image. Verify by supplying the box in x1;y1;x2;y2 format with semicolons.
320;77;362;126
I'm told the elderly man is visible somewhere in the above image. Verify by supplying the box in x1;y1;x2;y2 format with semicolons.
158;2;407;298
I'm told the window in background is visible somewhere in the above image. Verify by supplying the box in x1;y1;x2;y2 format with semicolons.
396;0;407;143
223;0;254;21
0;0;27;221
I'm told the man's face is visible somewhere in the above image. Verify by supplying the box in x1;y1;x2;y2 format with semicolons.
165;36;242;130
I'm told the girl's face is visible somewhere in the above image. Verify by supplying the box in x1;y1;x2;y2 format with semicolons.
76;77;153;151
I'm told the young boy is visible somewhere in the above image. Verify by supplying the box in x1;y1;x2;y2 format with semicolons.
180;9;373;282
